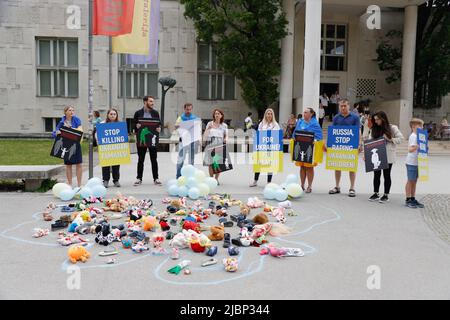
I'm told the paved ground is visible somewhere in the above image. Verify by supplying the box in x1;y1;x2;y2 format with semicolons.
0;152;449;300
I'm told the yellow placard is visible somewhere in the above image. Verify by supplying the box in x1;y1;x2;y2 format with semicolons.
290;139;324;164
112;0;150;55
98;143;131;167
418;154;429;182
253;151;283;173
326;149;359;172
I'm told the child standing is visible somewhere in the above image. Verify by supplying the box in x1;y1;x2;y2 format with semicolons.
405;118;425;209
100;109;121;188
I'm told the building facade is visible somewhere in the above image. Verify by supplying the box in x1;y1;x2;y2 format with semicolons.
1;0;445;137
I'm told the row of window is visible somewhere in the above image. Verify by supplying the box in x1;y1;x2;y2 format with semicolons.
36;39;236;100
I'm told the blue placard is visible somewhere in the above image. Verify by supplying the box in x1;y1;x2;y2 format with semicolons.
327;125;359;149
96;122;129;145
253;130;283;152
417;128;428;155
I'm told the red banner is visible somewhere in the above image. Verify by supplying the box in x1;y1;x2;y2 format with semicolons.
93;0;135;36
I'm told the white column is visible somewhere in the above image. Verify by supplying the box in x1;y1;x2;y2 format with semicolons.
302;0;322;115
279;0;295;126
400;5;418;135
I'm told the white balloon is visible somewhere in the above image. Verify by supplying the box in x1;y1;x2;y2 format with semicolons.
198;183;210;197
265;183;280;190
181;165;196;177
275;189;289;202
195;170;207;183
285;174;299;185
52;183;71;198
91;185;107;198
80;187;93;199
205;177;218;191
86;177;103;188
287;183;303;198
167;179;177;187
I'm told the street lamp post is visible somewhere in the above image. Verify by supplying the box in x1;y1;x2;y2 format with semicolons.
158;77;177;138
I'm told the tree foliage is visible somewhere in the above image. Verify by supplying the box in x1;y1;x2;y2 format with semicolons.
180;0;288;116
376;30;402;84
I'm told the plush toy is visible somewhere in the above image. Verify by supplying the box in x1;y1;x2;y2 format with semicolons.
247;197;264;209
32;228;49;238
94;223;120;246
278;200;292;209
82;196;103;204
263;204;273;213
137;199;153;210
103;199;124;212
143;216;157;232
68;245;90;264
169;231;190;249
159;219;170;231
253;213;269;225
189;232;211;253
132;241;149;253
215;207;228;217
272;207;286;224
126;208;144;222
208;225;225;241
171;198;186;209
223;257;238;272
80;211;92;222
57;232;88;246
182;220;200;233
151;234;165;248
240;204;251;217
121;237;133;249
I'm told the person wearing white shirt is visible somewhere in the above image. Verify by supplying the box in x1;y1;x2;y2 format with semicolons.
250;108;280;187
244;112;253;132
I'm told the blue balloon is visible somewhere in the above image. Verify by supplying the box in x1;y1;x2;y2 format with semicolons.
167;179;177;187
285;174;299;185
86;177;102;188
178;186;188;197
60;189;75;201
188;187;200;200
275;189;288;202
168;185;179;196
181;165;196;177
186;177;197;188
263;187;276;200
80;187;93;199
91;185;107;198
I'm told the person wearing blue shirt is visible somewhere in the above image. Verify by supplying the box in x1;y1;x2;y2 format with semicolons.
329;99;361;197
52;106;83;187
292;107;323;193
174;103;200;179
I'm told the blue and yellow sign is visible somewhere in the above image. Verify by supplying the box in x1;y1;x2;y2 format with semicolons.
97;122;131;167
326;125;359;172
253;130;283;173
417;128;429;182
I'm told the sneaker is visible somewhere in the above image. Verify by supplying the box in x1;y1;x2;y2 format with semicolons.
223;233;231;248
249;181;258;187
369;193;380;202
201;258;218;267
206;246;218;257
113;181;121;187
412;199;425;208
133;179;142;186
103;181;109;188
379;195;389;203
406;200;417;209
154;179;162;186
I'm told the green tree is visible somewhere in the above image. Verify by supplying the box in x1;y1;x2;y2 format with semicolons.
376;5;450;109
180;0;288;117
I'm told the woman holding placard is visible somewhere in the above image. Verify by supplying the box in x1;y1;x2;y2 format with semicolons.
203;108;229;185
250;108;280;187
292;107;323;193
52;106;83;187
367;111;403;203
98;108;121;188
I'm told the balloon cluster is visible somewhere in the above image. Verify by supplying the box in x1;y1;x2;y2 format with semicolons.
263;174;303;202
52;178;107;201
167;165;218;200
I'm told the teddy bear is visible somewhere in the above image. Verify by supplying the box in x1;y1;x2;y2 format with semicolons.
223;257;238;272
143;216;157;232
169;231;190;249
253;213;269;225
170;198;186;209
240;204;251;217
208;225;225;241
68;245;90;264
95;223;125;246
103;199;124;212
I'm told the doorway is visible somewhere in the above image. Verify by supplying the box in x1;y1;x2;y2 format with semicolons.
320;83;340;99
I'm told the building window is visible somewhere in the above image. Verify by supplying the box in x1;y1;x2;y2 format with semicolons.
118;55;159;99
36;38;79;97
43;117;62;132
320;24;347;71
197;43;236;100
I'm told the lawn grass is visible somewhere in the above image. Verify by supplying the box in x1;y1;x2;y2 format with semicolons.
0;139;89;165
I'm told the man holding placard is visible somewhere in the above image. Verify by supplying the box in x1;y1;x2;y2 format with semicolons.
133;96;162;186
327;99;361;197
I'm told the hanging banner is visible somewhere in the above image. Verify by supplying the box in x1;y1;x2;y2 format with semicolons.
204;143;233;174
253;130;283;173
137;118;160;148
93;0;136;36
50;126;83;162
417;128;429;182
326;125;359;172
112;0;151;55
97;122;131;167
126;0;160;65
363;138;389;173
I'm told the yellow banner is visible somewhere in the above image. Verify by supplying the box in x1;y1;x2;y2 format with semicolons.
326;149;359;172
98;143;131;167
418;154;429;182
253;151;283;173
112;0;150;55
290;139;324;164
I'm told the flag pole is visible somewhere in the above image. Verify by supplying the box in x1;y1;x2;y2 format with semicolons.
108;36;112;109
88;0;94;179
122;60;127;122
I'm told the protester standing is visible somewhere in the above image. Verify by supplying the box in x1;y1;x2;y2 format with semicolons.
52;106;83;187
366;111;404;203
133;96;162;186
405;118;425;209
99;109;122;188
244;112;253;132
